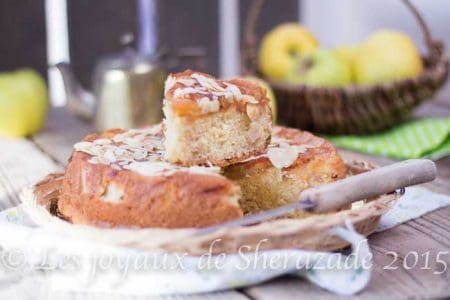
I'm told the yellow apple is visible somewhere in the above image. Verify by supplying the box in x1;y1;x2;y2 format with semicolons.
259;23;319;80
353;30;423;85
244;76;277;123
286;49;352;87
0;69;48;137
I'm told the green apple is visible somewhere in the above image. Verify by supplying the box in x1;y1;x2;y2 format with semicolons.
354;30;423;85
333;44;360;82
286;49;352;87
0;69;48;137
259;23;319;80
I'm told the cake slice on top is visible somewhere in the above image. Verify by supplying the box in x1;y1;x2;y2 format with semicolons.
163;70;272;167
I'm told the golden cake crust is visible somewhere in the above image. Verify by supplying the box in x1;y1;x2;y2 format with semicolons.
237;126;344;170
164;70;269;117
59;127;243;229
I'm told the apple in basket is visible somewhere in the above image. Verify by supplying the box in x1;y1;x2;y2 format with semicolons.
285;49;352;87
352;30;424;85
333;30;424;86
258;23;319;81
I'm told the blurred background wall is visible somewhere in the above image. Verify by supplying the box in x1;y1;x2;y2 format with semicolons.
0;0;449;105
302;0;450;51
0;0;47;75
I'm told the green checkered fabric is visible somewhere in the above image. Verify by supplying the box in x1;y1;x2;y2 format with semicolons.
328;118;450;160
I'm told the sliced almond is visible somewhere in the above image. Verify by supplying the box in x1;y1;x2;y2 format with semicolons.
198;97;220;113
267;147;299;169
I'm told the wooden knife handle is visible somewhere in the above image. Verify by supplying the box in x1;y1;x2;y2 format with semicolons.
299;159;437;213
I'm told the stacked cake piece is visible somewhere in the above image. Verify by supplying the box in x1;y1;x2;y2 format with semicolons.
163;70;272;166
59;70;346;228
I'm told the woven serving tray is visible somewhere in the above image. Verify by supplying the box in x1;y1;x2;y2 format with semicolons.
20;161;400;256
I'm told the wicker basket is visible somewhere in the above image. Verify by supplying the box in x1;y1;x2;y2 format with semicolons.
241;0;449;134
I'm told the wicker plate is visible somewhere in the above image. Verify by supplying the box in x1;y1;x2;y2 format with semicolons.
20;161;400;256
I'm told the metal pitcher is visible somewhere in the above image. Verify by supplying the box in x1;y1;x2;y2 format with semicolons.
55;50;166;131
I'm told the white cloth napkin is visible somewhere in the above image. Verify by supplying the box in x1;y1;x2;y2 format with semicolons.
0;187;448;296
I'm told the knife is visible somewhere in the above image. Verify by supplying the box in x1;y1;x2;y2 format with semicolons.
195;159;437;236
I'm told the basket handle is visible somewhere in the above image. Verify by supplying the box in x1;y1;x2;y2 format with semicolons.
241;0;438;76
241;0;265;75
401;0;435;51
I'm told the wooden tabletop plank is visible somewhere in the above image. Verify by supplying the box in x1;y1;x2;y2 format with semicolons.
366;211;450;298
0;272;250;300
0;137;61;210
243;209;450;299
31;108;93;165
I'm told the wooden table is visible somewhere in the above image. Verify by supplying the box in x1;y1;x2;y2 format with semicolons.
0;101;449;299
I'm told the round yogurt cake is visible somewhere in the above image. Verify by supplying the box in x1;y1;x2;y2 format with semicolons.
59;123;347;229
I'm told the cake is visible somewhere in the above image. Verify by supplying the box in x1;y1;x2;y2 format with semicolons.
58;125;346;228
59;124;243;229
223;126;347;217
163;70;272;167
58;70;348;229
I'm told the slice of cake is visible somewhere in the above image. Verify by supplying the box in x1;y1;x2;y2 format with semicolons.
59;124;243;229
223;126;347;217
163;70;272;167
